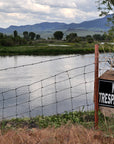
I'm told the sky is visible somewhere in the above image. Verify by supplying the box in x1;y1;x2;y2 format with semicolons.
0;0;100;28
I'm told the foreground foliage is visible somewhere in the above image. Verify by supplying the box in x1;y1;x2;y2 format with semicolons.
0;111;114;135
0;124;114;144
0;111;113;143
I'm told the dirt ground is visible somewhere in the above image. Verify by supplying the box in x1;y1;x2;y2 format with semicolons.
0;124;114;144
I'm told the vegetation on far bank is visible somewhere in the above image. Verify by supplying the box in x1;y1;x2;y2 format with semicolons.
0;41;113;56
0;29;113;56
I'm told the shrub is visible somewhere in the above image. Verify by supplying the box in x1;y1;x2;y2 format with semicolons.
0;38;14;46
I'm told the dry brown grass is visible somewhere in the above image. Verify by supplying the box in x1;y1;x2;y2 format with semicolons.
0;124;113;144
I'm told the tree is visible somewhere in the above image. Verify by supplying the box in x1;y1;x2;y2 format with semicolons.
0;38;14;46
101;33;107;41
93;34;102;41
13;30;18;38
97;1;114;28
29;32;36;40
23;31;29;40
97;0;114;40
86;35;94;43
0;33;3;38
36;34;40;40
66;33;78;42
53;31;64;40
97;0;114;16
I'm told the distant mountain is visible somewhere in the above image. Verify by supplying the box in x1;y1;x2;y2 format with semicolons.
0;15;112;38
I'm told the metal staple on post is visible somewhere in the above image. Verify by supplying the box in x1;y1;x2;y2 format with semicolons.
94;44;99;129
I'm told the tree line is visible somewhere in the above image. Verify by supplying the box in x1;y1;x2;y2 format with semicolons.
0;30;112;47
0;30;41;46
52;31;112;43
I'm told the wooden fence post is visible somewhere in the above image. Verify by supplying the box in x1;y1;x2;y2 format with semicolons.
94;44;99;129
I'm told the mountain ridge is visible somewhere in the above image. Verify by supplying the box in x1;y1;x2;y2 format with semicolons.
0;15;112;38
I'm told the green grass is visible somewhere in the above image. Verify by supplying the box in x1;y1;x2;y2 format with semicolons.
0;41;113;56
0;111;113;136
0;42;102;56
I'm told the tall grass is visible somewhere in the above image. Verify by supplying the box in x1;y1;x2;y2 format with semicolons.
0;111;113;143
0;124;113;144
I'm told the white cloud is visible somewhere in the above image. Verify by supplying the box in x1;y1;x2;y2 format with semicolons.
32;0;76;8
0;0;100;28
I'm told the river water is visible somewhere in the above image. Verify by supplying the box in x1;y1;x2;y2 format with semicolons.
0;54;95;91
0;54;109;119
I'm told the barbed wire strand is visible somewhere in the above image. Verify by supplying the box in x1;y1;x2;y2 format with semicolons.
0;55;80;72
0;63;95;120
0;56;112;121
0;63;94;94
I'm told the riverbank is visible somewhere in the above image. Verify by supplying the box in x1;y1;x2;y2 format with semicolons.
0;111;113;135
0;111;113;143
0;42;112;56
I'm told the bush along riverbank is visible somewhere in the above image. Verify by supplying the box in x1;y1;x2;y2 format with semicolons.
0;42;113;56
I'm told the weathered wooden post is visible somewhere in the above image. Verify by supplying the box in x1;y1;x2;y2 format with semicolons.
94;44;99;129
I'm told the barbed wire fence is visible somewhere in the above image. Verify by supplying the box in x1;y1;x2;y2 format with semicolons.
0;55;79;72
0;54;111;121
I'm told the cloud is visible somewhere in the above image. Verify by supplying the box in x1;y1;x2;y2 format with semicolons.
74;0;98;12
0;0;99;28
32;0;97;11
32;0;77;8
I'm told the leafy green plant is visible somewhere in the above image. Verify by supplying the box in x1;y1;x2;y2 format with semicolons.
0;111;113;136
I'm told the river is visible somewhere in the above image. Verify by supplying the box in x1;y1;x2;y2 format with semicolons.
0;54;95;90
0;54;110;119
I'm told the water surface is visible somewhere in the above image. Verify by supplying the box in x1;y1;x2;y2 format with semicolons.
0;54;109;119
